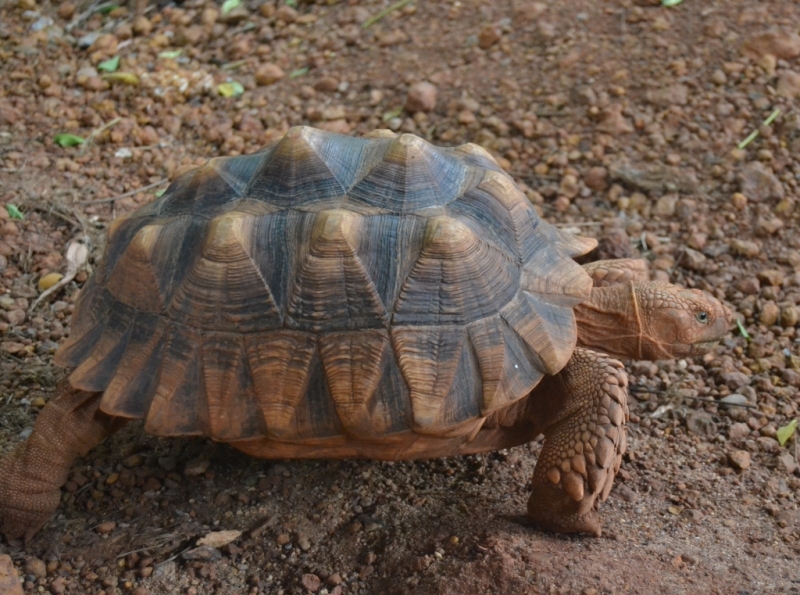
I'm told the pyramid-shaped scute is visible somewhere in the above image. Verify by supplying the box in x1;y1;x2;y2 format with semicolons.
244;330;317;438
476;170;544;262
105;224;166;313
167;212;282;332
287;210;388;331
499;290;577;376
158;162;245;217
210;153;266;197
392;325;467;429
201;332;268;441
247;126;369;207
450;142;504;173
318;330;389;436
144;323;207;436
100;314;169;419
393;215;519;325
347;133;468;212
521;246;593;306
309;209;360;257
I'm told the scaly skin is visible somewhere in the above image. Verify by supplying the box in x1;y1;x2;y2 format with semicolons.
526;260;731;535
526;348;628;536
0;384;122;543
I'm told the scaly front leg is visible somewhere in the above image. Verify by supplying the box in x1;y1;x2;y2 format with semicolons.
0;384;124;542
526;348;629;536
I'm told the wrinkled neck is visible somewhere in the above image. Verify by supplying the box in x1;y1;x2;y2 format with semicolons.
575;283;649;360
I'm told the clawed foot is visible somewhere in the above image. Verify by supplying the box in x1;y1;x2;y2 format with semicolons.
0;452;62;543
527;482;602;537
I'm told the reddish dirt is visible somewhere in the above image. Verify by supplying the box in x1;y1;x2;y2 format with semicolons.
2;0;800;593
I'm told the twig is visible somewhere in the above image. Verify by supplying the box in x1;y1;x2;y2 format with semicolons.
78;178;168;205
554;221;603;228
155;546;193;568
78;117;122;156
629;386;758;409
362;0;413;28
29;234;90;313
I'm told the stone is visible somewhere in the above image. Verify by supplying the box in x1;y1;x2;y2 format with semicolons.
721;371;751;390
645;84;688;106
736;277;760;295
739;161;785;202
0;555;23;595
743;30;800;60
654;194;677;216
597;104;634;134
686;411;717;437
728;422;751;440
781;306;799;328
757;269;785;286
96;521;116;534
584;166;608;192
255;63;284;86
132;16;152;36
727;450;751;471
478;25;501;49
276;4;298;23
314;76;339;93
777;70;800;99
57;1;75;19
730;240;761;259
302;573;321;592
755;216;783;236
405;82;437;113
759;301;780;326
778;452;798;474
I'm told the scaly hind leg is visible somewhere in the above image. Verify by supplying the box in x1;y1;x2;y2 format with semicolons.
0;383;124;543
526;348;629;536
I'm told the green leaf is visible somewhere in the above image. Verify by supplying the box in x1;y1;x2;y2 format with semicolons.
285;0;297;6
289;67;309;79
154;188;167;198
54;133;85;147
97;56;120;73
158;49;183;60
95;3;119;14
6;204;24;220
382;106;403;121
777;419;798;447
217;81;244;97
736;318;751;340
221;0;241;15
661;0;683;6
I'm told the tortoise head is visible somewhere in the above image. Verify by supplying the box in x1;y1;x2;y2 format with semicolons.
575;282;732;361
632;283;732;360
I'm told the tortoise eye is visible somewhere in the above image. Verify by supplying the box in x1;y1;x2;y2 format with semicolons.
695;311;709;324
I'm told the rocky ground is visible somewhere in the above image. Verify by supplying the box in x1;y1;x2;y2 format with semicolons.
2;0;800;593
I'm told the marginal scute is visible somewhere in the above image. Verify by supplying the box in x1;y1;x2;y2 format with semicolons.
167;212;282;332
318;330;389;436
392;325;467;430
144;323;207;436
500;290;577;375
202;332;266;441
287;209;388;331
105;224;166;312
100;315;169;418
68;305;136;392
394;216;519;325
244;330;317;438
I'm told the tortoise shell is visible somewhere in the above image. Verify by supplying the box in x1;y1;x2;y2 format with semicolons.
56;127;596;445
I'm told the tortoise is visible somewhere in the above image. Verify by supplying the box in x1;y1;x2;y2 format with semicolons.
0;127;730;541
